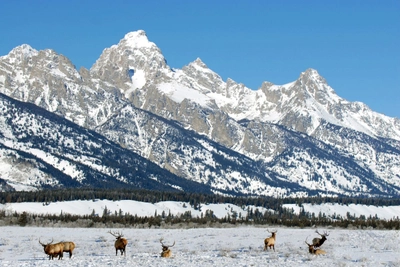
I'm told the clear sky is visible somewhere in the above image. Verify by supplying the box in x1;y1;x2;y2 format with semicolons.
1;0;399;118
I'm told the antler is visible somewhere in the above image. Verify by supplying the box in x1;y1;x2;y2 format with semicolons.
316;229;329;236
267;229;277;233
160;238;175;247
305;237;312;246
108;230;123;238
39;238;53;246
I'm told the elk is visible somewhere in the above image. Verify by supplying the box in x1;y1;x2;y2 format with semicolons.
61;241;76;258
108;230;128;256
263;229;277;251
305;237;326;255
160;238;175;258
39;239;64;260
312;230;329;248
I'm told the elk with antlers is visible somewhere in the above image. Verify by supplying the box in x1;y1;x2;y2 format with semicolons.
263;229;277;251
312;230;329;248
160;238;175;258
305;237;326;255
39;239;64;260
108;230;128;256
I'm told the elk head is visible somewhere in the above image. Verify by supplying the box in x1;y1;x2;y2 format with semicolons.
39;238;53;248
108;230;124;240
267;229;277;237
160;238;175;258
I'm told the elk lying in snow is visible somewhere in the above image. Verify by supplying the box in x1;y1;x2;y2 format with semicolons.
39;239;64;260
264;229;277;251
160;238;175;258
108;230;128;256
312;230;329;248
305;237;326;255
61;241;76;258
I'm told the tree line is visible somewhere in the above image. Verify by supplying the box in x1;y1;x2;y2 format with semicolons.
0;188;399;230
1;188;400;207
1;204;399;230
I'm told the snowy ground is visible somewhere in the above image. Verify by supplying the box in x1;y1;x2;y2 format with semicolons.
0;226;399;267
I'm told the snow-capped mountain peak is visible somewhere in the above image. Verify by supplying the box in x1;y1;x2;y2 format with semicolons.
89;30;170;94
299;68;326;84
1;44;39;64
9;44;38;57
190;57;208;68
121;30;155;49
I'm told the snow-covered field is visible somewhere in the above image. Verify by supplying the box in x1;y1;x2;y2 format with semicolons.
0;226;399;266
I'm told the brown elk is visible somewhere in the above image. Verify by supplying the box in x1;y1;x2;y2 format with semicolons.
39;239;64;260
62;241;76;258
312;230;329;248
263;229;277;251
160;238;175;258
305;237;326;255
108;230;128;256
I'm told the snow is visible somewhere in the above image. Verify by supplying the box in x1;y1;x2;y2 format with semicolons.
0;226;398;266
158;81;214;108
123;30;154;49
1;200;400;265
284;203;400;221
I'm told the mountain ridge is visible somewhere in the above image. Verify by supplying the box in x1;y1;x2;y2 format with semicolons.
0;30;399;197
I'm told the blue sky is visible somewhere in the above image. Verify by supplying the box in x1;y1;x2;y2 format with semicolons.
1;0;399;118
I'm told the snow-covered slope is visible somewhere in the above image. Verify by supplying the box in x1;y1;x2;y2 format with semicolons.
0;93;212;193
3;199;399;221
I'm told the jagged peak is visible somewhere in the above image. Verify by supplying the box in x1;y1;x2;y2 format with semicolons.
8;44;38;58
187;58;220;78
190;57;208;68
299;68;326;84
120;30;155;49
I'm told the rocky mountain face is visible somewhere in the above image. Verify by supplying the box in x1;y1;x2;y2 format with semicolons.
0;30;399;197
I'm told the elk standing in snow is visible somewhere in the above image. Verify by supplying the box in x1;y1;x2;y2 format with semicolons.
264;229;277;251
312;230;329;248
305;237;326;255
39;239;64;260
160;238;175;258
108;230;128;256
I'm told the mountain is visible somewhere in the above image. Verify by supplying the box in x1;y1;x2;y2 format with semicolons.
0;30;399;197
0;93;212;193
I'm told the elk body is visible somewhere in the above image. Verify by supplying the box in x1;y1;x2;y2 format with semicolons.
305;238;326;255
62;241;76;258
39;239;64;260
312;230;329;248
160;239;175;258
108;230;128;256
263;229;277;251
